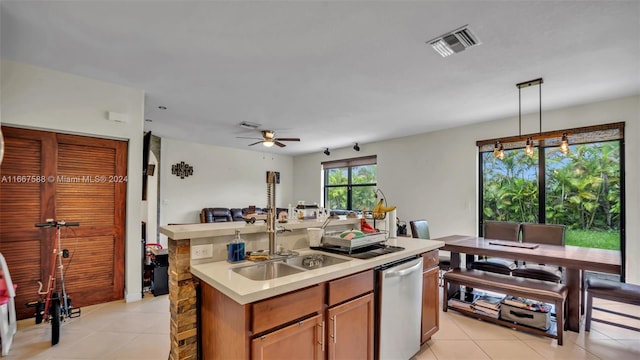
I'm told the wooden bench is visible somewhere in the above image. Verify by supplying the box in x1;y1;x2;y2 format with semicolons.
585;278;640;332
443;268;567;345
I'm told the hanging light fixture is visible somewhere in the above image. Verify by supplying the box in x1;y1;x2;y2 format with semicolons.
493;141;504;160
525;137;535;157
559;132;570;154
516;78;545;158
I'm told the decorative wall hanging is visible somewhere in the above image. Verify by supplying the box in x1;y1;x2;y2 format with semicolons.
171;161;193;179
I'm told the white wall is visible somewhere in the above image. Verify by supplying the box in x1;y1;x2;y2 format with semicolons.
142;151;159;245
0;60;145;301
158;138;295;241
294;95;640;284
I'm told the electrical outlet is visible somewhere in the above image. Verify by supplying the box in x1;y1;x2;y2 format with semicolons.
191;244;213;259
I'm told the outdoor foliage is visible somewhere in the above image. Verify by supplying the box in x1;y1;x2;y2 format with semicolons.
326;165;377;211
482;141;621;249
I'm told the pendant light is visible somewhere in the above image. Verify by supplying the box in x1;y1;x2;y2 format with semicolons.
517;78;544;157
493;141;504;160
559;132;570;154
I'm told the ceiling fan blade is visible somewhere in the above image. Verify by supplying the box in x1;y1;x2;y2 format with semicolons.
274;141;286;148
237;136;263;140
275;137;300;142
247;141;263;146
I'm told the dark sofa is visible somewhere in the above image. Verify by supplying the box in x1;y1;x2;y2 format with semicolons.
200;207;288;223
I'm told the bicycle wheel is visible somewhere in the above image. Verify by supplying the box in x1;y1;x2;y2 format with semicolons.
35;301;44;324
51;297;61;346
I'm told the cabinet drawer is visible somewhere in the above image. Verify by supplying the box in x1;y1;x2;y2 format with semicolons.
252;285;324;334
327;270;374;307
422;250;439;270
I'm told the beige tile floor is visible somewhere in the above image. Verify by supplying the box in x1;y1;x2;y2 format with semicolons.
3;291;639;359
5;294;170;359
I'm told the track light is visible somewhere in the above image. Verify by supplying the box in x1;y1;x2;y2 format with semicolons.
353;143;360;151
323;148;330;156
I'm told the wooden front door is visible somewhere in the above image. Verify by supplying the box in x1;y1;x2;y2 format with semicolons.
0;126;127;319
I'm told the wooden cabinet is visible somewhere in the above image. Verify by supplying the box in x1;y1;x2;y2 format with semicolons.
327;293;374;360
326;270;374;360
200;259;439;359
421;250;440;343
200;283;323;360
200;270;374;360
251;314;324;360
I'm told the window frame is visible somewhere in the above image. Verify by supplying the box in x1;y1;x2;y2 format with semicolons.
322;155;377;211
477;122;626;281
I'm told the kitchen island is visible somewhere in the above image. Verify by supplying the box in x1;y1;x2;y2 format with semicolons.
160;220;444;360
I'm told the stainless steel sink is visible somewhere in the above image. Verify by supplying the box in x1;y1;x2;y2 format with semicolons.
284;254;351;270
232;261;304;281
232;253;351;280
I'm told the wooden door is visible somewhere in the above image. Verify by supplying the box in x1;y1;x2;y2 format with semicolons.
0;126;127;319
251;314;323;360
421;266;440;342
327;293;374;360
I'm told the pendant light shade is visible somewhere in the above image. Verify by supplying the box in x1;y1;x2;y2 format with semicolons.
525;137;534;157
559;132;570;154
493;141;504;160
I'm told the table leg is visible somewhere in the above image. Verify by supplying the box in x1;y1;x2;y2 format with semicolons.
565;268;581;332
448;251;461;298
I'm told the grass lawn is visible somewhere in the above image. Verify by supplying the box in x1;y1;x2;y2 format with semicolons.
565;229;620;250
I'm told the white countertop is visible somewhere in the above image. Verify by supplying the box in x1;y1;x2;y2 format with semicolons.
160;218;361;240
191;237;444;304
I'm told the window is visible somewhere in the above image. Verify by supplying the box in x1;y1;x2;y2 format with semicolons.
478;123;624;252
323;156;377;212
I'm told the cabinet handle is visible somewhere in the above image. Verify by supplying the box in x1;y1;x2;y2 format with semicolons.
332;315;337;344
318;321;325;352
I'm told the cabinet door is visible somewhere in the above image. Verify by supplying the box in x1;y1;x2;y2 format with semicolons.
251;314;323;360
327;293;374;360
421;266;440;343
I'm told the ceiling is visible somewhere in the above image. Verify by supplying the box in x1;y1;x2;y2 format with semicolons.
1;1;639;156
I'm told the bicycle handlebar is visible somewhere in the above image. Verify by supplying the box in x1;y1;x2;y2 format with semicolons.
35;220;80;228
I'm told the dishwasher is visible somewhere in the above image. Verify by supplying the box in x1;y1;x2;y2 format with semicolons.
376;256;423;360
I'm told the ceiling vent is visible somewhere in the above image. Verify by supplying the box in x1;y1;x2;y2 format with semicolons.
239;121;261;130
427;25;481;57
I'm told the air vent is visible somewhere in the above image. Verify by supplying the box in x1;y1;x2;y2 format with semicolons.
239;121;261;130
427;25;481;57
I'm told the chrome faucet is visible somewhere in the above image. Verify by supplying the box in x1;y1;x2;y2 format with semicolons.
266;171;277;256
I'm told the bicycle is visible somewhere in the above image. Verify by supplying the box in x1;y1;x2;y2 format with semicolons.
27;220;81;345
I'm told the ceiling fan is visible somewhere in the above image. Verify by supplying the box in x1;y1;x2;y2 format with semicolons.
238;130;301;148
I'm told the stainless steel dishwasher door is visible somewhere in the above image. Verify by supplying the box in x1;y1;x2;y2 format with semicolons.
377;257;423;360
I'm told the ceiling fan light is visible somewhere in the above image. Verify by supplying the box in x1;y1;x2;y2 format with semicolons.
559;133;570;154
263;140;275;147
525;137;534;157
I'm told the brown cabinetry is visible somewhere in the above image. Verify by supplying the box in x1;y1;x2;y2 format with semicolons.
200;269;376;360
326;270;374;360
421;250;440;343
251;314;324;360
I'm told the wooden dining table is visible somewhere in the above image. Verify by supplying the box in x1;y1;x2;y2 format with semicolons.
435;235;622;332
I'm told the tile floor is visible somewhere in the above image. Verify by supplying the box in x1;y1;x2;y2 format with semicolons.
4;291;639;359
5;294;169;359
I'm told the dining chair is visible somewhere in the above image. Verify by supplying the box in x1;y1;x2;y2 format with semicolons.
0;253;17;356
511;223;566;283
409;220;450;285
468;221;521;275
